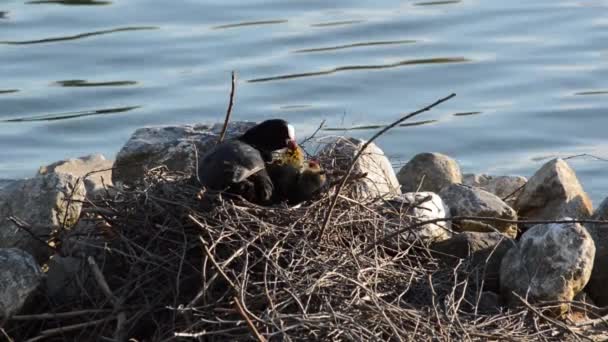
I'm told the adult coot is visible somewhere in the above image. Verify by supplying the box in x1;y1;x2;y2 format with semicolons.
198;119;296;203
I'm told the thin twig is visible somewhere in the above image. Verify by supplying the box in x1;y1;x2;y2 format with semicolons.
24;317;113;342
234;296;267;342
217;71;237;145
87;257;127;341
7;216;58;252
318;93;456;240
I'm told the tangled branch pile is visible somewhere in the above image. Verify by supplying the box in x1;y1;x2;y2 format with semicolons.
6;163;596;341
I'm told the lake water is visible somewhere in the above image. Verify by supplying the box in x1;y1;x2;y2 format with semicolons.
1;0;607;205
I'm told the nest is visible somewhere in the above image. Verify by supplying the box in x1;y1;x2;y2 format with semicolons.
5;157;599;341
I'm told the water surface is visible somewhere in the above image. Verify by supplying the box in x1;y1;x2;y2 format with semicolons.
1;0;607;204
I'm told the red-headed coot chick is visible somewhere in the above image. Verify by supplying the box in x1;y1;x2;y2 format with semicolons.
267;159;327;205
198;119;296;204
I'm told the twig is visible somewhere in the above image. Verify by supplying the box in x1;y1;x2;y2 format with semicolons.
24;318;113;342
217;71;237;145
7;216;58;252
318;93;456;240
512;292;589;342
10;309;112;321
234;296;267;342
87;256;127;341
299;119;326;145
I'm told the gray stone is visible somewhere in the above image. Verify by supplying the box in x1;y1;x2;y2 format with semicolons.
45;256;85;303
381;192;451;244
39;153;113;199
316;136;401;199
462;174;527;206
432;231;514;292
397;152;462;194
514;158;592;222
585;197;608;306
0;172;85;262
500;220;595;315
112;122;256;186
0;248;42;318
439;184;518;237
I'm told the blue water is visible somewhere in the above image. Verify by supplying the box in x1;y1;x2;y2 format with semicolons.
1;0;607;204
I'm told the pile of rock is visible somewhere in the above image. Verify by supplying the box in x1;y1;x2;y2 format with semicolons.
0;121;605;327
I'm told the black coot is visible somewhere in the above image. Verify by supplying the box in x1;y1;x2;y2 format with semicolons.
198;119;296;203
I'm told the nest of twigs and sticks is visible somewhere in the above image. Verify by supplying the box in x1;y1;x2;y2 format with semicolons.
4;160;602;342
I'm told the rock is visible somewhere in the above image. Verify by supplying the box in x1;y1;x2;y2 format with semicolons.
500;220;595;315
0;172;85;262
39;153;113;198
113;122;256;186
397;152;462;194
432;231;514;292
585;197;608;306
0;248;42;317
462;174;527;206
514;158;592;223
439;184;518;237
45;256;85;303
316;136;401;199
381;192;451;244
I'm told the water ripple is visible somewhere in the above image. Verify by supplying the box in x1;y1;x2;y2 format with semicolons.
574;90;608;96
453;111;482;116
26;0;111;5
293;39;416;54
0;11;8;19
248;57;470;83
0;89;19;95
414;0;461;6
2;105;141;122
0;26;158;45
213;20;287;30
323;119;438;131
311;20;364;27
55;79;138;87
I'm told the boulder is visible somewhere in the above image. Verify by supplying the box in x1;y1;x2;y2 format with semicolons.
39;153;113;199
381;192;451;244
432;231;514;292
397;152;462;194
316;136;401;199
0;248;42;317
45;256;85;304
439;184;518;237
462;174;527;206
585;197;608;306
500;220;595;315
0;172;85;262
514;158;592;223
113;122;256;186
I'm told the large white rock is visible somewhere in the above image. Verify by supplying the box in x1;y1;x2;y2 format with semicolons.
113;122;256;186
0;248;42;318
439;184;518;237
381;192;451;243
514;158;592;222
462;174;527;206
316;136;401;199
397;152;462;194
39;153;113;199
585;197;608;306
0;172;85;262
500;220;595;315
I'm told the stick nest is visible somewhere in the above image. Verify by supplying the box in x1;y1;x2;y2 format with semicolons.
6;160;597;341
